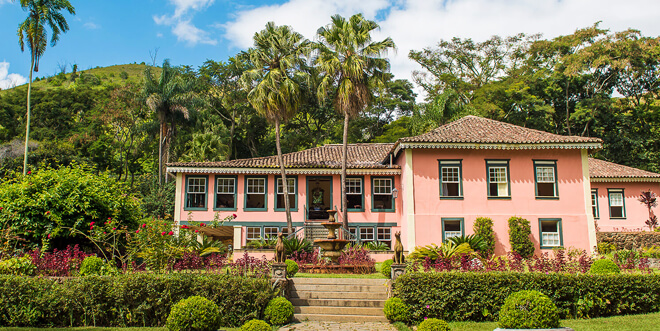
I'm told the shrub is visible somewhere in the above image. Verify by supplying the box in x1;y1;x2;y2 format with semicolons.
119;71;129;79
418;318;450;331
28;245;92;276
473;217;494;257
79;256;107;276
384;297;409;322
498;290;559;329
0;256;35;276
381;259;393;278
166;296;221;331
597;242;617;254
393;272;660;322
264;297;293;325
508;217;534;258
284;259;298;277
590;259;621;274
283;237;313;255
239;319;271;331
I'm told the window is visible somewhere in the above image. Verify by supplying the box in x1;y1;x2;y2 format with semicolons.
360;227;374;242
439;160;462;198
372;177;394;212
486;160;510;198
185;176;207;210
348;227;358;242
534;160;558;198
539;219;562;248
215;177;236;210
442;218;463;242
245;176;267;210
608;189;625;218
246;227;261;241
377;227;392;249
276;177;297;211
591;189;599;218
264;227;279;239
346;177;364;211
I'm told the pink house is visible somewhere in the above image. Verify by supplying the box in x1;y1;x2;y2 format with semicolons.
167;116;660;255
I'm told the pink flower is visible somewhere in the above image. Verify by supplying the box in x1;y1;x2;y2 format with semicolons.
424;317;428;320
161;231;166;236
142;223;147;228
135;230;140;234
426;305;430;309
168;231;174;236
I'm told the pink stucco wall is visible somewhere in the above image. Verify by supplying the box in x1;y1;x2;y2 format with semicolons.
591;182;660;232
406;148;593;254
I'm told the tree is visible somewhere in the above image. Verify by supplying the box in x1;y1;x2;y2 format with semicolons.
143;59;199;184
16;0;75;175
314;14;395;231
241;22;309;233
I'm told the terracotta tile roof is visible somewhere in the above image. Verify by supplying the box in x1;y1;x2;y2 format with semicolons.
399;115;602;145
589;158;660;179
168;143;396;169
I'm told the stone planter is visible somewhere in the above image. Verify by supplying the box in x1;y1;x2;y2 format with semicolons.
494;328;574;331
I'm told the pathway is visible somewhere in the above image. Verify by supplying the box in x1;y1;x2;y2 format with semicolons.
278;321;398;331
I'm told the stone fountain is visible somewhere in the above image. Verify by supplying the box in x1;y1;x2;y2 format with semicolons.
313;210;349;264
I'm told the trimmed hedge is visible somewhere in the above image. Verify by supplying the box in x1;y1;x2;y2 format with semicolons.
0;273;275;327
393;272;660;322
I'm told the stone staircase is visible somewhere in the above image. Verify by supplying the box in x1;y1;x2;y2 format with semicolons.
289;278;389;322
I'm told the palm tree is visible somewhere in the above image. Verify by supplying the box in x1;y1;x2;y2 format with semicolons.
143;59;198;184
16;0;75;175
241;22;309;233
314;14;395;231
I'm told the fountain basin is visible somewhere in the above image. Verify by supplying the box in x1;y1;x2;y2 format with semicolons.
315;239;349;251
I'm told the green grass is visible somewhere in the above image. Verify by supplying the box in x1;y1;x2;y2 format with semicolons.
0;328;240;331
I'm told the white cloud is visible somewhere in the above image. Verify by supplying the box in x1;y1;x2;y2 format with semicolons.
154;0;217;46
0;62;28;90
222;0;660;100
84;22;99;29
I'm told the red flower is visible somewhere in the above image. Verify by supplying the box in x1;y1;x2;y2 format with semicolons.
194;230;199;233
108;217;112;220
142;223;147;228
135;230;140;234
181;225;189;229
90;226;94;230
47;234;51;239
112;227;116;231
161;231;166;236
45;211;50;215
200;223;205;227
27;171;31;175
0;207;3;210
233;214;237;218
103;232;107;234
168;231;174;236
90;222;95;226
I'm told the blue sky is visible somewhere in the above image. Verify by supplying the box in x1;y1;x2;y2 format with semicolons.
1;0;660;91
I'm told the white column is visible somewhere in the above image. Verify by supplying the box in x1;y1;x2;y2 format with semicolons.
233;225;242;249
404;149;416;249
581;150;598;253
173;172;183;235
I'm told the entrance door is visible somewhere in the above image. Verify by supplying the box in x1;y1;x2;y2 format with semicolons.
306;176;333;220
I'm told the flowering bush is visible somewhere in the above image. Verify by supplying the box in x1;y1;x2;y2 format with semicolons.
227;252;270;278
28;245;92;276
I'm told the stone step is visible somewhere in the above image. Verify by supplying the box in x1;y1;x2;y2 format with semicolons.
294;306;385;316
293;313;389;323
291;278;388;285
291;284;387;293
291;291;388;300
290;298;385;308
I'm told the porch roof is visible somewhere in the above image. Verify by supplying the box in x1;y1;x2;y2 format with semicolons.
589;158;660;182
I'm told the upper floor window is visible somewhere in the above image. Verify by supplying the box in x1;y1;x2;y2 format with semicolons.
372;177;395;212
439;160;462;198
245;176;267;210
185;176;207;210
539;219;562;248
346;177;364;211
276;177;297;211
591;189;599;218
534;160;558;198
215;176;236;210
608;189;625;218
486;160;510;198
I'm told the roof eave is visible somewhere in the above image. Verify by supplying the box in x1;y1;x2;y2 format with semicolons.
591;177;660;183
393;142;601;154
166;166;401;175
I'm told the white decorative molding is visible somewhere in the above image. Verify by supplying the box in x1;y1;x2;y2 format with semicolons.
591;177;660;183
167;166;401;176
393;142;602;156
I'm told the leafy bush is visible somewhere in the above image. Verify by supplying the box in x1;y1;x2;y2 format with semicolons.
0;273;275;327
338;246;375;273
597;242;617;254
239;319;270;331
0;164;142;246
418;318;450;331
0;256;35;275
473;217;494;257
79;256;108;276
364;241;390;251
264;297;294;325
590;259;621;274
508;217;534;258
393;272;660;322
166;296;221;331
447;235;487;252
283;237;313;256
381;259;393;278
285;259;298;277
498;290;559;329
27;245;91;276
384;297;409;322
247;237;276;249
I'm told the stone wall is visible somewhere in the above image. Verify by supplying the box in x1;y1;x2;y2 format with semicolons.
597;231;660;250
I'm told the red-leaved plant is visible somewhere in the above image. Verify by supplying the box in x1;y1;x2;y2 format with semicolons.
638;190;658;231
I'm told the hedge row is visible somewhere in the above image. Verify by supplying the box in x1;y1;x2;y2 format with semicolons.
393;272;660;323
0;274;276;327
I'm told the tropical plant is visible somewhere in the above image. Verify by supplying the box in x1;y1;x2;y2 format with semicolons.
408;244;442;261
314;14;395;230
241;23;309;233
508;216;534;258
283;236;313;256
16;0;75;175
142;59;200;184
246;237;276;250
364;241;390;251
408;242;473;261
639;190;658;231
473;217;495;257
447;234;488;252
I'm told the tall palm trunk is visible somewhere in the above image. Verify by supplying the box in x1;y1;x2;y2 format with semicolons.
341;112;349;232
275;119;293;233
23;56;35;175
158;121;165;185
